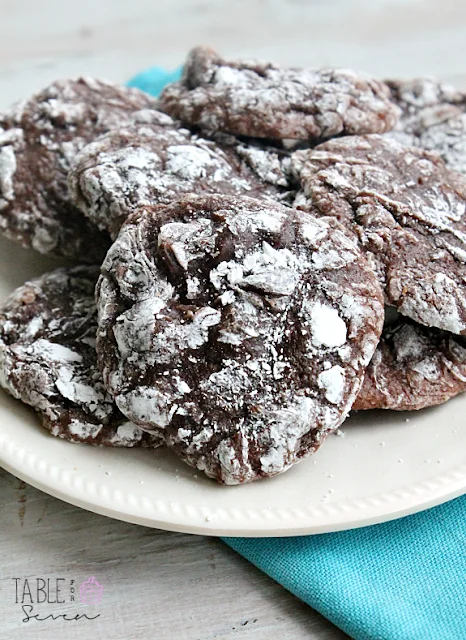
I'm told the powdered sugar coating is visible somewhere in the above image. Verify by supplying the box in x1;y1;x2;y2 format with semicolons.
0;77;162;260
354;315;466;411
387;78;466;175
386;77;466;117
96;194;383;484
0;267;161;448
207;132;296;189
291;135;466;334
235;141;291;187
160;47;398;141
390;108;466;176
68;120;283;240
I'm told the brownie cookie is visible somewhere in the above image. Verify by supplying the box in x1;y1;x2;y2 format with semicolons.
389;106;466;176
386;77;466;118
387;78;466;175
159;46;398;141
96;194;384;484
354;315;466;411
0;77;162;260
232;139;293;189
68;120;285;240
0;266;161;447
291;135;466;334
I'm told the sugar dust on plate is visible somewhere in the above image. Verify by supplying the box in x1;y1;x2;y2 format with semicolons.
205;513;218;522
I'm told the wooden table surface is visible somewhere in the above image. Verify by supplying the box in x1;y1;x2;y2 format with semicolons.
1;1;465;638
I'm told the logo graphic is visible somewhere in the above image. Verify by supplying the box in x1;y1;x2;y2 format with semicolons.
79;577;103;605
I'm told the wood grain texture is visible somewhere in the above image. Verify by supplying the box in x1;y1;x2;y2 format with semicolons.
0;0;465;637
0;469;348;639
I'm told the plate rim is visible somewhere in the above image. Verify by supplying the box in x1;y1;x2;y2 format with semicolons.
1;428;465;537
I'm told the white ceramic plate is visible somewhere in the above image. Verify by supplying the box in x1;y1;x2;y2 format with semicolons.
1;236;466;536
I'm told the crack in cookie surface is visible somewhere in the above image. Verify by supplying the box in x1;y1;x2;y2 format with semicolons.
386;78;466;176
354;315;466;411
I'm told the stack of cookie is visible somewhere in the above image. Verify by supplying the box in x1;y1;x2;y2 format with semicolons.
1;47;466;484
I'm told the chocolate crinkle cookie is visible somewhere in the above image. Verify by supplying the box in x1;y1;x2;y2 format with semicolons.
159;46;398;141
0;77;162;261
210;131;294;189
387;78;466;175
386;77;466;117
68;119;286;240
291;135;466;335
96;194;384;484
354;314;466;411
235;140;293;188
0;266;162;448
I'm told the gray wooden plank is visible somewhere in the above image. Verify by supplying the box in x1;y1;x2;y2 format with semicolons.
0;469;348;640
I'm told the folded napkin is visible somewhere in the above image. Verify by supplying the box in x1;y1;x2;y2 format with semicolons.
128;65;466;640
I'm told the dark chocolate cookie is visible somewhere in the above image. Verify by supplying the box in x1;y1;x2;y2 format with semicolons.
231;138;294;191
160;46;398;141
211;132;294;189
387;78;466;175
292;135;466;334
386;77;466;117
68;119;285;240
0;77;161;260
354;315;466;411
96;194;384;484
0;266;161;447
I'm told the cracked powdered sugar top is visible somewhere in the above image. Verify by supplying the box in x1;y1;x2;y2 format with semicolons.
160;46;398;141
0;266;162;448
0;77;162;260
96;194;383;484
354;315;466;411
387;77;466;176
291;134;466;334
68;119;284;240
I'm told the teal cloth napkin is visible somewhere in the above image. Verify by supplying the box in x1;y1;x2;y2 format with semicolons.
224;496;466;640
127;65;182;97
127;65;466;640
